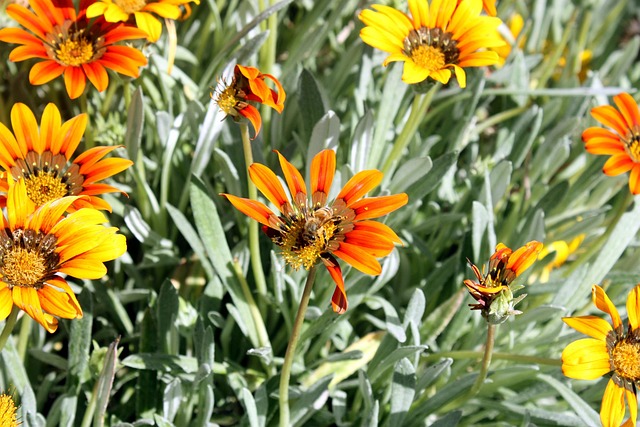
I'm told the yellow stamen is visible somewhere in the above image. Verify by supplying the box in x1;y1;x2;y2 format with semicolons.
411;45;446;72
24;172;69;206
55;37;94;66
280;219;337;270
114;0;147;14
0;394;19;427
624;126;640;162
2;246;47;288
612;340;640;380
214;84;241;116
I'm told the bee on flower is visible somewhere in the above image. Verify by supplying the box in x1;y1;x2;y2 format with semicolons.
464;241;543;324
212;64;286;138
222;149;408;313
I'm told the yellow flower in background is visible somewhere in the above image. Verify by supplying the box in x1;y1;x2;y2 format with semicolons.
535;235;584;283
222;149;407;313
0;393;18;426
0;103;133;212
582;92;640;194
359;0;504;87
212;64;286;138
464;241;542;323
0;180;127;332
87;0;198;42
562;285;640;427
494;13;524;66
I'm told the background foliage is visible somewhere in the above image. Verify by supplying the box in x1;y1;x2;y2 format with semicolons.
1;0;640;425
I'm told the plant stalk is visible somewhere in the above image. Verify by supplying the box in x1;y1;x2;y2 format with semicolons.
0;306;20;353
279;265;317;427
468;323;496;397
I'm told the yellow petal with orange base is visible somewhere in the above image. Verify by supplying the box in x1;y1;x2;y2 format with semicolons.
562;315;612;341
600;379;626;427
561;338;611;380
592;285;622;330
626;284;640;331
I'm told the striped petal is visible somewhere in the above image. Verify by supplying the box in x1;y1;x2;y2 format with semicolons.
221;194;275;227
334;241;382;276
601;379;626;427
591;105;630;137
336;170;383;206
310;149;336;206
322;254;347;314
613;93;640;129
561;338;611;380
248;163;290;213
352;193;409;220
602;154;634;176
592;285;622;331
562;315;612;341
275;150;307;203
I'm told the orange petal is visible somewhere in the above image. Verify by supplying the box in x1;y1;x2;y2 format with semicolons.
310;149;336;205
248;163;290;213
238;104;262;139
506;241;543;276
82;62;109;92
322;254;347;314
613;93;640;129
55;114;88;159
353;221;402;244
275;150;307;202
352;193;409;220
38;103;61;154
600;379;626;427
333;241;382;276
562;315;612;341
582;127;620;141
10;102;39;153
629;165;640;195
344;229;395;257
63;66;87;99
39;279;83;319
592;285;622;331
591;105;630;137
221;193;275;227
584;138;625;155
602;154;634;176
29;60;65;85
336;170;383;206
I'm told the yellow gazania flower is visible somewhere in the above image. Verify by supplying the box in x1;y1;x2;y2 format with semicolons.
212;64;286;138
457;0;497;16
582;92;640;194
0;103;132;212
562;284;640;427
0;393;18;427
222;149;408;313
359;0;504;87
86;0;197;42
0;180;127;332
0;0;148;100
535;235;584;283
464;241;542;323
493;13;525;66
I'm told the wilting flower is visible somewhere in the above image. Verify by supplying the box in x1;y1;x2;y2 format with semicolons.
0;393;18;427
0;103;132;211
0;0;148;99
86;0;198;42
0;180;126;332
582;93;640;194
359;0;504;87
534;235;584;283
562;284;640;427
222;149;407;313
212;64;286;138
464;241;542;323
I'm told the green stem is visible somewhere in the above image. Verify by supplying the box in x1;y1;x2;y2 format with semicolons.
382;85;439;175
473;105;530;136
0;306;20;353
17;315;31;361
279;265;317;427
258;0;278;140
468;323;496;397
422;350;561;366
240;123;268;301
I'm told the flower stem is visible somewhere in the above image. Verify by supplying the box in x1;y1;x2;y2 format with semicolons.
0;306;20;353
279;265;317;427
468;323;496;398
422;351;561;366
381;84;439;175
240;123;268;302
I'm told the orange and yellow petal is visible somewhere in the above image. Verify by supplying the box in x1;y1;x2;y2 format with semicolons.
613;93;640;129
221;194;275;227
238;105;262;139
39;278;82;319
322;255;347;314
0;285;13;321
592;285;622;330
600;379;626;427
603;154;635;176
561;338;611;380
351;193;409;220
10;102;39;153
344;229;395;257
333;242;382;276
591;105;630;138
63;66;87;99
310;149;336;204
629;165;640;195
506;241;543;276
249;163;291;213
626;284;640;332
562;315;613;341
336;170;383;206
353;221;402;245
275;151;307;201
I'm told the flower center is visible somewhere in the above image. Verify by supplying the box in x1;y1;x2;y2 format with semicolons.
623;125;640;162
55;37;94;67
10;152;84;206
215;84;241;116
113;0;147;14
0;229;59;289
403;27;460;71
0;394;18;427
275;207;339;270
612;339;640;381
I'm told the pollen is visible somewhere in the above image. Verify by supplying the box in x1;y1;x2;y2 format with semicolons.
55;37;94;67
2;247;47;288
411;45;445;72
0;393;19;427
623;125;640;162
113;0;147;14
0;230;59;289
279;217;337;270
24;172;69;206
612;339;640;381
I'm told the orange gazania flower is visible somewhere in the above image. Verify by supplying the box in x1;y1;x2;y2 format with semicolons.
86;0;198;42
582;92;640;194
359;0;504;87
0;103;133;211
562;284;640;427
0;180;127;332
212;64;286;138
464;241;542;323
222;149;408;313
0;0;148;99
